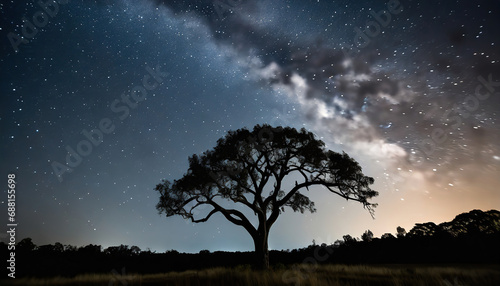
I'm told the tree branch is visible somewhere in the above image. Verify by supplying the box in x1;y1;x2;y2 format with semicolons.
207;200;257;237
191;208;219;223
277;181;341;207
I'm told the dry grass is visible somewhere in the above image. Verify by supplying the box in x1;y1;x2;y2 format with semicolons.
2;264;499;286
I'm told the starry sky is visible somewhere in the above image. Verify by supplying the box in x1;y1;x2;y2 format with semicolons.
1;0;499;253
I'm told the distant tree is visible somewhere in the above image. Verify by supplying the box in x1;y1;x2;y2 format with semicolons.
333;239;344;248
130;245;141;255
361;230;374;242
105;246;118;255
396;226;406;238
405;210;500;239
155;125;377;269
79;244;102;255
17;237;36;252
408;222;438;238
444;209;500;236
64;244;77;252
165;249;179;255
343;234;357;246
38;244;56;253
381;233;395;240
53;242;64;253
105;244;133;256
199;249;210;255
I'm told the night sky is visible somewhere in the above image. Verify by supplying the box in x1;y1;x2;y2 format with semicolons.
1;0;499;253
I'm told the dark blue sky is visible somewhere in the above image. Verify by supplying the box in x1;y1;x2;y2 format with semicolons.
1;0;499;253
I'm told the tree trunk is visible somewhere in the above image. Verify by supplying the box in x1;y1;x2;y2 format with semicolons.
253;232;269;270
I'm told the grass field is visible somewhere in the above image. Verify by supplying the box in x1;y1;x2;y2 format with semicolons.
2;264;500;286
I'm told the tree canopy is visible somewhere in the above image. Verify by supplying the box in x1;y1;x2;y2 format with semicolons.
155;124;378;268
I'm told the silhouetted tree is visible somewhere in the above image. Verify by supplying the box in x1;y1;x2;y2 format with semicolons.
53;242;64;253
396;226;406;238
443;209;500;237
17;237;36;252
78;244;102;255
381;233;395;240
361;230;374;242
155;125;378;269
38;244;56;254
104;244;134;256
165;249;179;255
64;244;77;252
333;239;344;248
130;245;141;255
199;249;210;255
408;222;437;238
342;234;357;246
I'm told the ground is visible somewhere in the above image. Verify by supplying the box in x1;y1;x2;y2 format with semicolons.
2;264;500;286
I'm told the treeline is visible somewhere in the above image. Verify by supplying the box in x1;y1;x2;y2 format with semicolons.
2;209;499;278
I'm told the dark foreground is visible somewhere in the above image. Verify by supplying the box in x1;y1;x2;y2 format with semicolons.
2;264;500;286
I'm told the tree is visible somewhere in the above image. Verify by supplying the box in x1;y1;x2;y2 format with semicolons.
64;244;77;252
381;233;395;240
17;237;36;252
396;226;406;238
408;222;438;238
54;242;64;253
361;230;374;242
342;234;357;246
130;245;141;255
104;244;134;256
444;209;500;237
155;125;378;269
79;244;102;255
333;239;344;248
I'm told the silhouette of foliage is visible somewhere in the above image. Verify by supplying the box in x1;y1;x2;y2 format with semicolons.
78;244;102;255
381;233;395;240
407;210;500;239
155;124;377;269
103;244;141;256
396;226;406;238
408;222;438;238
1;209;498;278
342;234;357;246
17;237;36;252
361;230;374;242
